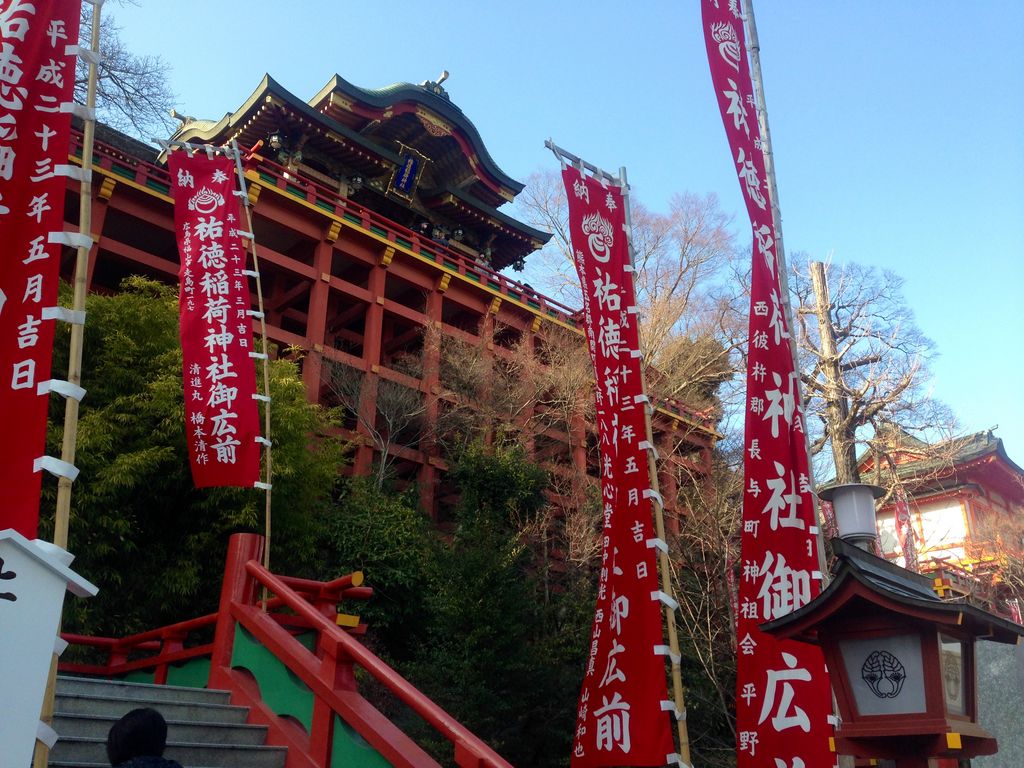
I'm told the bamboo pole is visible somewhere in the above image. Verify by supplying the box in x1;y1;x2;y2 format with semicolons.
34;6;103;767
619;165;692;766
231;142;273;575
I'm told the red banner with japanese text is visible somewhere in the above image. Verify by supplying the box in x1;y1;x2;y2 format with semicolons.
701;2;836;767
169;153;260;488
0;0;83;537
564;168;675;767
893;488;919;571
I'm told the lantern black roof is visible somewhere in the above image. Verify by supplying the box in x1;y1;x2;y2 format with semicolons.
761;538;1024;645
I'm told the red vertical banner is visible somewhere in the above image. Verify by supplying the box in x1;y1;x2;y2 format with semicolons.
168;153;260;488
701;2;836;767
893;488;919;571
0;0;83;537
564;168;675;767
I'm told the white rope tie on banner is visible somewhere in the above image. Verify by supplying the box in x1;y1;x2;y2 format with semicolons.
544;138;621;185
638;440;660;459
627;305;639;315
36;722;58;750
812;570;824;581
36;380;86;402
646;537;668;554
255;436;271;447
54;164;87;182
633;393;649;405
53;636;69;656
41;306;86;325
631;349;642;359
254;481;272;490
652;590;679;611
249;352;268;360
234;230;254;240
33;456;80;481
666;752;692;767
643;488;664;507
252;393;271;402
242;269;259;278
49;231;94;249
827;714;839;726
60;102;96;120
155;140;240;159
661;702;687;721
654;645;681;665
809;525;820;535
65;44;103;66
247;310;264;319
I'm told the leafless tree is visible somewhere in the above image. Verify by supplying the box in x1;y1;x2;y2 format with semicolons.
515;170;744;412
323;354;426;489
789;256;959;488
78;4;176;141
667;455;743;763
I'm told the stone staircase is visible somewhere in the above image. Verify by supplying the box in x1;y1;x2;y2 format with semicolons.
49;675;287;768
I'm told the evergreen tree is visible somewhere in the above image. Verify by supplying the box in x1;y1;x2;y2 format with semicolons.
42;278;343;634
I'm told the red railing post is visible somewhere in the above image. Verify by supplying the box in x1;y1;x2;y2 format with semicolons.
208;533;264;690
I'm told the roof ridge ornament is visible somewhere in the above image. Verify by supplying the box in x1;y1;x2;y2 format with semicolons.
420;70;451;101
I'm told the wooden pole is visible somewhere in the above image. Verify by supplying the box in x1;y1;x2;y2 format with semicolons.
35;5;103;766
231;143;274;576
809;261;859;484
741;0;829;573
620;165;692;766
53;3;101;551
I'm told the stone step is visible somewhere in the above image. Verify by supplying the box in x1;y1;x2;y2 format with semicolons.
49;735;287;768
54;691;250;724
56;675;231;706
53;711;268;745
49;675;286;768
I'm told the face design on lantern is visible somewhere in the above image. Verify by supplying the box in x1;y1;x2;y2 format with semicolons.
861;650;907;698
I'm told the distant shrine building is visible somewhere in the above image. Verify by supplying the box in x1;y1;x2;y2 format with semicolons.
61;74;716;521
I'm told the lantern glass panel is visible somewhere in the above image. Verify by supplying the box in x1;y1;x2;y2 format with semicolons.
939;634;966;715
840;633;926;715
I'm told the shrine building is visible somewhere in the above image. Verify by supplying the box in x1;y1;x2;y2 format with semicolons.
60;72;717;521
866;428;1024;616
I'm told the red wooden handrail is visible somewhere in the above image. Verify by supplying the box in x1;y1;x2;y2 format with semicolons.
241;558;512;768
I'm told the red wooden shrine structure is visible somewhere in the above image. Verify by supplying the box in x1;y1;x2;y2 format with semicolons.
58;73;717;521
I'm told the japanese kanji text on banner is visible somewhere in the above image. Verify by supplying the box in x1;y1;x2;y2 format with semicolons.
564;168;675;768
169;153;261;488
701;1;836;766
0;0;83;537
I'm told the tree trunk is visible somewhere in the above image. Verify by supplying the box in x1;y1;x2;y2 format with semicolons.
810;261;860;484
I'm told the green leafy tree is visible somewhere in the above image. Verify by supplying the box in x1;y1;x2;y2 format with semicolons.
317;477;434;661
41;278;343;634
401;443;592;767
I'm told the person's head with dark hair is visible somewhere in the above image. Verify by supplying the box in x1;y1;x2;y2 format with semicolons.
106;707;176;767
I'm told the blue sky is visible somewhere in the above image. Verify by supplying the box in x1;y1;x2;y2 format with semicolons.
114;1;1024;458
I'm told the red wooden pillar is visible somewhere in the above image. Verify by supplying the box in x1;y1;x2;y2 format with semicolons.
354;261;386;476
418;285;444;517
302;238;333;400
208;534;264;690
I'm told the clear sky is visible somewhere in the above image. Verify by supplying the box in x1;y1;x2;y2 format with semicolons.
113;0;1024;458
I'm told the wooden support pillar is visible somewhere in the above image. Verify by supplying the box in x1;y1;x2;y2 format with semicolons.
303;239;333;399
419;286;444;518
354;264;386;477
